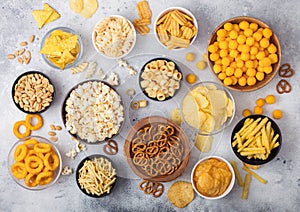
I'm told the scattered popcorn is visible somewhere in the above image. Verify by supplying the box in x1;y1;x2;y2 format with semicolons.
106;72;119;86
127;66;137;75
117;58;128;67
66;148;77;160
95;68;106;79
61;166;73;176
84;61;97;79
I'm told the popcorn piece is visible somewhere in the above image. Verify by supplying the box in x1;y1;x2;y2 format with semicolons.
61;166;73;176
94;68;106;79
106;72;119;86
127;66;137;75
117;58;128;67
84;61;97;79
75;142;86;153
65;148;77;160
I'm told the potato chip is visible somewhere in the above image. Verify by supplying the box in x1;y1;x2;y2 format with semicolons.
168;181;194;208
40;29;80;70
69;0;84;13
79;0;98;18
195;134;213;152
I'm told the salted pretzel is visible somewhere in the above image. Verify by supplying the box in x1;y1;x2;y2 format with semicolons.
276;79;292;94
279;63;295;78
103;139;118;155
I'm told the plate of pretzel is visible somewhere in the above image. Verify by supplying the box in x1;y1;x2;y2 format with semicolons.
124;116;191;182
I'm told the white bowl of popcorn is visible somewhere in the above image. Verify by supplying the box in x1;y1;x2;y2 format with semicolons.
154;7;198;50
92;15;136;59
62;80;125;144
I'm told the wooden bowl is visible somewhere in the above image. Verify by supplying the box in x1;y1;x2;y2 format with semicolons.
124;116;191;182
207;16;282;92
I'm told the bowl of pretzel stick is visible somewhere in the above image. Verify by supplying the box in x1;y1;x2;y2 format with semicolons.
154;7;198;50
124;116;191;182
207;16;281;92
231;114;282;165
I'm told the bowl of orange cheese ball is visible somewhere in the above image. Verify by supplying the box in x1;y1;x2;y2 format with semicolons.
207;16;281;92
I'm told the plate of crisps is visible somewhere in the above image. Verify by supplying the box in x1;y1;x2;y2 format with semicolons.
181;81;235;135
40;27;83;70
231;114;282;165
154;7;198;50
7;136;62;190
124;116;191;182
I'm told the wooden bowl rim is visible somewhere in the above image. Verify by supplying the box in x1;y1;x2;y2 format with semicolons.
124;116;191;182
207;16;282;92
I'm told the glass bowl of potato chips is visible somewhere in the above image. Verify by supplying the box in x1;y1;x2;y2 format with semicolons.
231;114;282;165
181;81;235;135
154;7;198;50
40;27;83;70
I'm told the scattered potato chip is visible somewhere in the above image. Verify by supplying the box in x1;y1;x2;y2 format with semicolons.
182;83;234;133
40;29;80;70
79;0;98;18
170;108;182;125
194;134;213;152
168;181;194;208
69;0;84;13
32;3;60;29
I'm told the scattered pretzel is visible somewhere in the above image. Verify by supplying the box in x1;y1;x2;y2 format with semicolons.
139;180;164;198
276;79;292;94
103;139;118;155
279;63;295;78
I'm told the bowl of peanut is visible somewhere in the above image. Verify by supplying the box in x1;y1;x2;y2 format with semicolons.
12;71;55;114
207;16;281;92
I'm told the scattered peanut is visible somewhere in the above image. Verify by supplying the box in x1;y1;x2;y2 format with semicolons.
20;41;28;46
29;35;35;43
18;48;26;55
55;125;62;131
50;136;58;142
50;124;56;130
17;57;23;64
7;54;15;59
48;131;56;136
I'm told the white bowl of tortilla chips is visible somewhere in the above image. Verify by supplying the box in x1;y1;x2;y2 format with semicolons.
181;81;235;135
40;27;83;70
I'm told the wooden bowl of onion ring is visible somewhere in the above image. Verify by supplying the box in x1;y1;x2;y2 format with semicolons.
207;16;282;92
124;116;191;182
7;136;62;190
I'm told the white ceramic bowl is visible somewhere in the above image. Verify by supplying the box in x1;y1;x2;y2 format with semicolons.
92;15;136;59
154;7;198;50
191;156;235;200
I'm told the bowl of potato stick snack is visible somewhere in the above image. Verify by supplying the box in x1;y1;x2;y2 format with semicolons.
207;16;281;92
92;15;136;59
124;116;191;182
191;156;235;200
40;27;83;70
76;154;117;198
8;136;62;190
139;57;183;101
154;7;198;50
181;81;235;135
231;114;282;165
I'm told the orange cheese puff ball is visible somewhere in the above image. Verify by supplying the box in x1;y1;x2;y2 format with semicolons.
186;73;197;84
242;109;252;117
256;98;265;107
196;61;207;70
272;109;282;119
265;95;276;104
186;52;195;62
254;106;264;115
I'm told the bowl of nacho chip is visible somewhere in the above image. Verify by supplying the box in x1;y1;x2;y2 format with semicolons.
181;81;235;135
154;7;198;50
40;27;83;70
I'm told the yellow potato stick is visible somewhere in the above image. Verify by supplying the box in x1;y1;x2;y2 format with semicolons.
261;126;270;154
270;128;274;141
240;149;266;156
243;166;267;184
246;117;268;139
231;160;243;187
232;139;238;147
242;174;251;200
266;121;272;138
238;137;255;152
156;13;168;25
171;10;188;25
233;118;254;140
256;136;262;147
236;133;243;148
270;134;279;149
241;121;258;140
272;142;280;149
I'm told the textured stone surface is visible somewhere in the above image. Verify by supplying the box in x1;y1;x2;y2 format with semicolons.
0;0;300;211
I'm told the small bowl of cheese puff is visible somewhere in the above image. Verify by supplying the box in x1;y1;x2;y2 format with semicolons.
207;16;281;92
181;81;235;135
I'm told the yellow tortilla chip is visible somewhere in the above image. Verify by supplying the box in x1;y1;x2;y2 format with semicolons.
44;3;61;24
32;10;53;29
79;0;98;18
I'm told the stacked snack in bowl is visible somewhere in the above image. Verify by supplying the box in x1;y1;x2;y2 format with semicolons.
207;16;281;91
